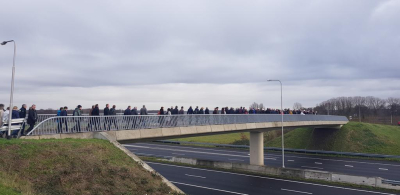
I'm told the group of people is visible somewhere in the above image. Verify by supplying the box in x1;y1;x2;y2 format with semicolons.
155;106;317;115
0;103;38;138
1;102;318;137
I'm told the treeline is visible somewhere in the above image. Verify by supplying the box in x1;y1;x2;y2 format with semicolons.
314;96;400;117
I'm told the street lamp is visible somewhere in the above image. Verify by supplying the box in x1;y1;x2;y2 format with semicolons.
267;79;285;168
1;40;16;138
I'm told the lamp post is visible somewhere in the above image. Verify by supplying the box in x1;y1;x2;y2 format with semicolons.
1;40;16;137
267;79;285;168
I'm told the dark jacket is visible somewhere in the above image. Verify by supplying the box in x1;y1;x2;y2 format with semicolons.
159;108;164;115
12;110;20;119
104;107;110;115
109;108;116;115
19;107;26;118
178;109;184;114
60;110;68;116
27;108;38;125
199;109;204;114
173;107;179;115
205;108;209;114
194;108;199;114
92;107;100;116
132;108;138;115
124;109;131;115
187;107;194;114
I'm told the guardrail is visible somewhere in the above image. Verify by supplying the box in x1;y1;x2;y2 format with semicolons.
382;179;400;186
155;140;400;159
27;114;348;136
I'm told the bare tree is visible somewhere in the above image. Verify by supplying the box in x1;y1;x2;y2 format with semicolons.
293;102;303;110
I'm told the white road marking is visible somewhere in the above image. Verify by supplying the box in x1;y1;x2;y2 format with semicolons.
229;159;245;161
301;166;324;170
135;152;174;158
315;162;322;165
345;165;353;167
379;168;388;171
185;174;206;179
281;188;313;194
148;162;395;195
171;181;248;195
172;153;185;155
265;158;277;160
128;143;400;167
288;160;295;162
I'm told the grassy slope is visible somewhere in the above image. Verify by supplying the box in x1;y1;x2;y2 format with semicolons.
173;122;400;155
269;122;400;155
0;139;174;195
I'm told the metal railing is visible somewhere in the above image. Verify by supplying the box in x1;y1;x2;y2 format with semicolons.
382;179;400;186
26;114;348;136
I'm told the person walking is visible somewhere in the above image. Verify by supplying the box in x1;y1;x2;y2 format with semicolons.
91;104;100;130
205;107;209;114
173;106;179;115
109;105;118;130
104;104;110;130
187;106;194;114
60;106;68;132
11;106;20;137
124;106;132;129
178;106;184;114
57;107;64;133
158;107;165;124
140;105;148;115
26;105;38;134
194;106;199;114
18;104;27;135
73;105;82;132
131;106;138;128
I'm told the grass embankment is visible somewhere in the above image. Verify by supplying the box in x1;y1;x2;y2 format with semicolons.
0;139;175;195
173;122;400;155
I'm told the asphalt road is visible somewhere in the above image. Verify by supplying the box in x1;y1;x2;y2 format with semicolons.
124;142;400;180
147;161;398;195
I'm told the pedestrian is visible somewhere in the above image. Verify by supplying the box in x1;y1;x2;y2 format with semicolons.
140;105;148;115
73;105;82;132
205;107;209;114
109;105;118;129
60;106;69;132
124;106;132;129
173;106;179;115
89;105;94;116
19;104;27;135
131;106;138;128
199;107;204;114
91;104;100;130
178;106;184;114
158;107;165;124
57;107;64;133
104;104;110;130
187;106;194;114
11;106;20;137
26;104;38;134
3;107;9;122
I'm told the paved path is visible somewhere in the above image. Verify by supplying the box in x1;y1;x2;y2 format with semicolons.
125;142;400;180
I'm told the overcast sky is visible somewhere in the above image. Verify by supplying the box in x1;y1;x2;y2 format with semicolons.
0;0;399;110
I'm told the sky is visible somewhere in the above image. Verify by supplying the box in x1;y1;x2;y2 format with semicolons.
0;0;399;110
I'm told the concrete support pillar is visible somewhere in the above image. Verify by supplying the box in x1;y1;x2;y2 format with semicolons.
250;131;264;166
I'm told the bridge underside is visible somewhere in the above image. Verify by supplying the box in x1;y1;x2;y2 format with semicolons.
24;120;346;165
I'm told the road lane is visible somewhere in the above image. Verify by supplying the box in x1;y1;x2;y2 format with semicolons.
148;162;398;195
124;142;400;180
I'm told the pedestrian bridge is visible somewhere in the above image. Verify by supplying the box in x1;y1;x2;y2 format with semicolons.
26;114;348;165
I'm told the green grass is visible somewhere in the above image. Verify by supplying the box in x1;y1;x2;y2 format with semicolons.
173;122;400;155
0;139;175;195
0;183;21;195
